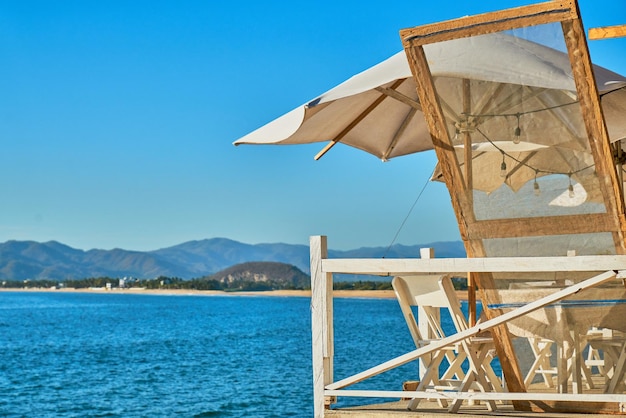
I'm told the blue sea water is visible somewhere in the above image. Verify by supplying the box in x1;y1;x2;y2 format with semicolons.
0;292;485;417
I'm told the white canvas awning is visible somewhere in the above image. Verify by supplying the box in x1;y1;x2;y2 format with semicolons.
234;32;626;161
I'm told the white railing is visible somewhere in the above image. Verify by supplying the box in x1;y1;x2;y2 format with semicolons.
309;235;626;417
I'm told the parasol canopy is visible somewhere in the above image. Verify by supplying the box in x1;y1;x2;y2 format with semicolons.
234;32;626;170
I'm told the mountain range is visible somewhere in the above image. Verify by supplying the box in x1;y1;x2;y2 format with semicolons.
0;238;465;281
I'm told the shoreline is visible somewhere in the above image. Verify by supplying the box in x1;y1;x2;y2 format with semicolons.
0;287;396;299
0;287;470;300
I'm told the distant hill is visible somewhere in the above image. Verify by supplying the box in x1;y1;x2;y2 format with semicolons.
202;261;309;290
0;238;465;281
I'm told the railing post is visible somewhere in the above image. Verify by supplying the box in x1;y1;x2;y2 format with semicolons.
310;235;334;417
418;247;437;378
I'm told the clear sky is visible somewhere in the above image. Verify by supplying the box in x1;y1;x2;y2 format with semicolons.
1;0;625;251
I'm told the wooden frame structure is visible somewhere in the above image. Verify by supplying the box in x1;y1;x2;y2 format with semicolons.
311;235;626;417
394;0;626;412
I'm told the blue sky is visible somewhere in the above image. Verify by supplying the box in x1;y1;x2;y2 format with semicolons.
1;0;625;251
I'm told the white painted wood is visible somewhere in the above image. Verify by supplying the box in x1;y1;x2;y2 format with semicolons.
310;236;334;418
417;307;436;378
556;306;569;394
419;247;435;259
524;338;557;388
417;247;436;378
321;255;626;275
324;389;626;403
608;341;626;393
326;270;617;390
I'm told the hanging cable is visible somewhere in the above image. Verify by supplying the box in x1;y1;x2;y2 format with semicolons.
465;99;579;119
383;164;436;259
475;127;594;177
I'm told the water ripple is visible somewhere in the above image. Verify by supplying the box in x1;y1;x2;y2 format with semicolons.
0;292;433;416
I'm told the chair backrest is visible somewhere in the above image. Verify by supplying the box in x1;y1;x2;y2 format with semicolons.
392;274;470;347
392;275;452;346
394;274;451;308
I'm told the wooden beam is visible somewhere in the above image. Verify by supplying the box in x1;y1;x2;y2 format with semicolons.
321;254;626;275
374;85;421;110
328;390;626;415
589;24;626;40
400;0;577;46
314;79;404;160
382;107;418;161
468;272;477;326
468;213;619;240
561;16;626;254
403;45;472;234
325;389;626;404
327;389;626;414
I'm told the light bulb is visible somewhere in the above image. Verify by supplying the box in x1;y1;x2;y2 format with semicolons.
534;180;540;196
500;160;507;178
568;183;575;198
513;114;521;144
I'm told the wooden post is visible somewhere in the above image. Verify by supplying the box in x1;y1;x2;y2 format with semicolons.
561;13;626;254
468;272;477;327
310;235;334;417
418;248;437;378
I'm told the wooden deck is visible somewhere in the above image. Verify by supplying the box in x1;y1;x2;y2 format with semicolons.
326;378;626;417
327;400;624;417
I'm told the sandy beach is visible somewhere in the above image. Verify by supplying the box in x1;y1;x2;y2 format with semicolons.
0;286;399;299
0;287;475;300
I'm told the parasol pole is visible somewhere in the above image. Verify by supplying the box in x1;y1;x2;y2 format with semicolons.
462;78;477;326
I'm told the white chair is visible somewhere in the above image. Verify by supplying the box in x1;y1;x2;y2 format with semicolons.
506;282;559;389
524;337;558;388
585;328;626;393
392;274;502;412
438;276;505;404
495;286;626;393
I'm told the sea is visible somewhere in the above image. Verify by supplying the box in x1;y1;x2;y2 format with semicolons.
0;291;487;417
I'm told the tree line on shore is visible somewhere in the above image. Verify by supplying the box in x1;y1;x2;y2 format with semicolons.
0;276;400;292
1;274;468;292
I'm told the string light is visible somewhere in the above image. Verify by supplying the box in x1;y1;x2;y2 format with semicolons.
463;99;578;146
513;113;521;144
469;126;594;196
533;170;540;196
456;100;596;197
